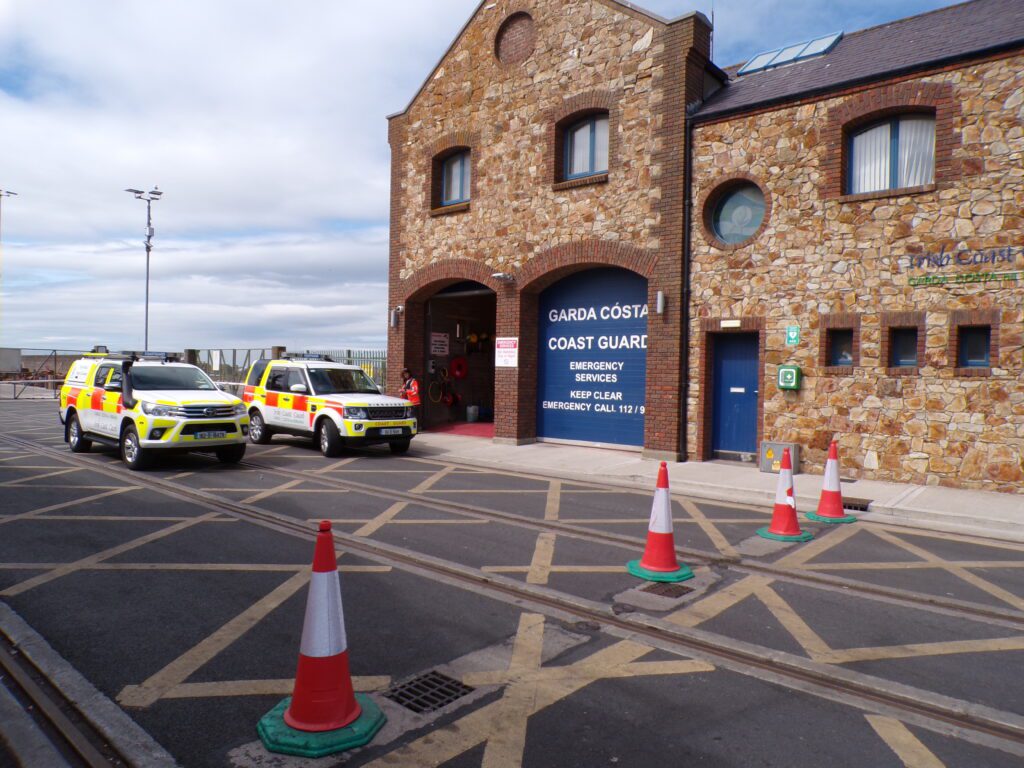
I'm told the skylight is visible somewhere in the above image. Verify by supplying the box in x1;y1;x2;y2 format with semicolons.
737;32;843;76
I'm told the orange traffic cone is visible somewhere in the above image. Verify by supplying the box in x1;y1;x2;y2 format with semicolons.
626;462;694;582
807;442;857;524
258;521;385;758
757;448;813;542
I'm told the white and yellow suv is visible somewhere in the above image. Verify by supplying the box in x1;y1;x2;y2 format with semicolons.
242;356;417;456
59;353;249;470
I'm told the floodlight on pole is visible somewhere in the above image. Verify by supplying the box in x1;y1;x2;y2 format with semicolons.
124;187;162;351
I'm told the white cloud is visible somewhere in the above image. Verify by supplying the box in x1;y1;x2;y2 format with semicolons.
0;0;957;352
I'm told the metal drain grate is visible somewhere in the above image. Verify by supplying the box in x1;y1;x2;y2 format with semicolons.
641;582;694;598
843;497;872;512
384;671;474;713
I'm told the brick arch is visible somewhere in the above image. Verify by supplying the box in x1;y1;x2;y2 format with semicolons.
398;258;502;302
518;240;657;293
823;81;961;198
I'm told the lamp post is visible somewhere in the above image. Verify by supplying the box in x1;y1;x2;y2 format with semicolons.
0;191;17;329
125;187;162;351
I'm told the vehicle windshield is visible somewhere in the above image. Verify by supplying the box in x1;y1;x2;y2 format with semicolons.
130;366;217;391
307;368;380;395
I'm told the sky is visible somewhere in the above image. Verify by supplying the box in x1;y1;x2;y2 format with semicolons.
0;0;958;353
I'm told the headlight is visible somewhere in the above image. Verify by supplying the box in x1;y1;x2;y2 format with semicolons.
141;402;176;417
344;407;368;420
232;403;246;415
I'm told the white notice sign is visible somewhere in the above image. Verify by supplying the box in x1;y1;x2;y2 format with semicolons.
430;332;450;356
495;337;519;368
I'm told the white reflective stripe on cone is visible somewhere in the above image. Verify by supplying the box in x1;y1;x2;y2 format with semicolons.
775;468;794;506
647;488;673;534
823;458;841;492
300;570;348;658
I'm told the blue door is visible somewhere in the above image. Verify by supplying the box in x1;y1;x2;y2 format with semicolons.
711;333;759;455
537;268;647;447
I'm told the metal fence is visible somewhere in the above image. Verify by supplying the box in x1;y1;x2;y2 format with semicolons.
0;348;90;399
303;348;387;385
0;345;387;399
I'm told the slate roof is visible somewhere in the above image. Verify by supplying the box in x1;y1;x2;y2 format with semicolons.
694;0;1024;121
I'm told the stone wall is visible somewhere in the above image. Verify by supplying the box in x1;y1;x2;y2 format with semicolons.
391;0;665;279
688;54;1024;491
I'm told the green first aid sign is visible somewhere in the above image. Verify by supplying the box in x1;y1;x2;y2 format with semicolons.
785;326;800;346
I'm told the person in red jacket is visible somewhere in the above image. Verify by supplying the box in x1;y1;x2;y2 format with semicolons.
400;368;420;421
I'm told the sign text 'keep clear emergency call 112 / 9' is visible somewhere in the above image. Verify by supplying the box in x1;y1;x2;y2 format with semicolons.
537;268;648;447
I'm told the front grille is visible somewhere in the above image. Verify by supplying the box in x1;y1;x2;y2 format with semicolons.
368;407;407;420
180;404;237;419
384;671;473;714
180;422;238;436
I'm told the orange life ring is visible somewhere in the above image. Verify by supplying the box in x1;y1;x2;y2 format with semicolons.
450;356;469;380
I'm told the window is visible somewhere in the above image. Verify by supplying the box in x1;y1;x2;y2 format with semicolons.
286;369;308;392
565;114;609;179
848;115;935;194
711;183;766;245
266;367;289;392
889;328;918;368
441;151;471;206
826;329;854;367
93;365;115;387
958;326;991;368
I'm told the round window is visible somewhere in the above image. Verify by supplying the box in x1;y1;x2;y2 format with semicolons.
711;183;765;245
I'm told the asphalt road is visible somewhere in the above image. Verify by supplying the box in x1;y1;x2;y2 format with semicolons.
1;399;1022;767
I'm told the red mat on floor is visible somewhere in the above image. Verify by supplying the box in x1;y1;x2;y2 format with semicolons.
427;421;495;438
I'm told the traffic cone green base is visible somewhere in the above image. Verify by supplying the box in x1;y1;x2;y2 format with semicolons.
806;511;857;525
756;526;813;543
626;559;695;582
258;694;386;758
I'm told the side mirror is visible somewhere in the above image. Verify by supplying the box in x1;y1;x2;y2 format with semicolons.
106;383;122;393
290;383;308;394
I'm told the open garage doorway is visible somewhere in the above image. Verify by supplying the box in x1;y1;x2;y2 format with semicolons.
422;281;497;435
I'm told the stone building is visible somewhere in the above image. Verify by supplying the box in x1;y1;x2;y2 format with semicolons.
688;0;1024;491
387;0;718;459
388;0;1024;492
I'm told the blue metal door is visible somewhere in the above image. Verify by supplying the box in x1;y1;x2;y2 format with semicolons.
537;268;647;447
711;333;759;454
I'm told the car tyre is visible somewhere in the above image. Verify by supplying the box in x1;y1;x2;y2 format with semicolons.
67;413;92;453
389;439;411;455
121;425;152;470
249;409;273;444
215;444;246;464
318;419;345;457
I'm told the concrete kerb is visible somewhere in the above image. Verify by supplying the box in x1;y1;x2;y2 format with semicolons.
0;602;180;768
408;435;1024;544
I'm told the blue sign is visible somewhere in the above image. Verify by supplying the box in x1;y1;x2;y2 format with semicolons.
537;268;647;447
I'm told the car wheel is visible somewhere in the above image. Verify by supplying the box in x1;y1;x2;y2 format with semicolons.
317;419;344;457
67;413;92;453
389;439;411;455
121;425;152;470
215;444;246;464
249;410;273;444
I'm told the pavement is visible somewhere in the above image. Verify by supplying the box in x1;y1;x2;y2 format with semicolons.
410;431;1024;543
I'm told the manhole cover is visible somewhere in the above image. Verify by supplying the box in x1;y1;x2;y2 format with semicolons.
641;582;694;598
384;671;474;713
843;497;872;512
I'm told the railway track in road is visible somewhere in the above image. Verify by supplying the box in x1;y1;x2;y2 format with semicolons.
0;626;123;767
3;431;1024;757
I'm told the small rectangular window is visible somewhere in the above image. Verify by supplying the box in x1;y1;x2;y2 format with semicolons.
93;365;114;387
266;368;289;392
958;326;991;368
827;329;854;367
441;152;470;205
889;328;918;368
565;115;610;179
